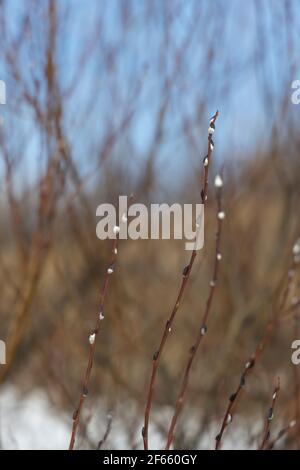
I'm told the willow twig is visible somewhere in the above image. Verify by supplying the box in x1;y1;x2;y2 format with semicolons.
267;419;297;449
97;411;113;450
215;240;300;450
259;377;280;450
165;174;224;449
68;198;133;451
142;111;219;450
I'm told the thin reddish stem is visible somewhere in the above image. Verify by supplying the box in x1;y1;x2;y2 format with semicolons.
68;236;118;450
165;180;224;449
259;377;280;450
142;111;219;450
215;253;299;450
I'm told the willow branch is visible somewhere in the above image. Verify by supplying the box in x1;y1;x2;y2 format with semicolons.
259;377;280;450
215;240;300;450
67;198;134;451
165;176;224;450
142;111;219;450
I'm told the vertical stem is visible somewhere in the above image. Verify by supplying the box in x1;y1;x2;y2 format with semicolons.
143;111;219;450
165;179;224;449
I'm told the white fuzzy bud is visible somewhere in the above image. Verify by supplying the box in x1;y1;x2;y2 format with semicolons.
208;126;215;135
226;413;232;425
121;213;128;224
89;333;95;345
289;420;296;428
293;243;300;255
217;253;222;261
200;325;207;335
107;267;114;274
204;157;209;167
113;225;120;234
214;174;223;188
218;211;225;220
99;311;104;320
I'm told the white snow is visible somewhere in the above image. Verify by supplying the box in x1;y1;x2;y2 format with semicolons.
0;386;269;450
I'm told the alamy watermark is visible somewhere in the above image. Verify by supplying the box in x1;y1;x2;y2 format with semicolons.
0;340;6;365
96;196;205;251
291;340;300;365
0;80;6;105
291;80;300;104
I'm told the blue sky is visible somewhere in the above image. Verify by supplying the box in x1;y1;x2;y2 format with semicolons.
0;0;299;192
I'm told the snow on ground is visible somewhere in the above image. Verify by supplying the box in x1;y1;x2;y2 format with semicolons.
0;386;70;449
0;386;258;450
